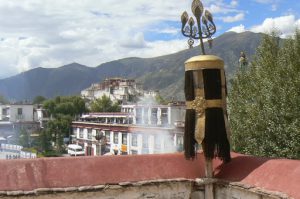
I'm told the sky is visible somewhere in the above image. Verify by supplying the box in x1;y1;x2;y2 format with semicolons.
0;0;299;79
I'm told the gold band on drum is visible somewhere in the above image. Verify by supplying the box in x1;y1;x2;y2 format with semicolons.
186;98;226;145
185;55;224;71
186;99;223;110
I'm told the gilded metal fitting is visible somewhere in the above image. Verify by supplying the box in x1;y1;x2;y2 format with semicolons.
181;0;216;55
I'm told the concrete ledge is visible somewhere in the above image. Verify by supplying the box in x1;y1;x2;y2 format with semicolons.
0;179;194;197
214;181;291;199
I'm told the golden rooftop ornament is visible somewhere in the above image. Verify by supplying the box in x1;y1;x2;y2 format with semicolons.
181;0;216;54
180;2;231;198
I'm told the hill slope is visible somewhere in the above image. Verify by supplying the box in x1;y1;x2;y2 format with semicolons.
0;63;99;100
0;31;263;101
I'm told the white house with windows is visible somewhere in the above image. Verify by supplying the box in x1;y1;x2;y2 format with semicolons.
0;104;40;143
71;102;185;156
0;104;36;122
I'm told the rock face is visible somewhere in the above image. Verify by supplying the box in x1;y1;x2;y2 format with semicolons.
0;31;264;101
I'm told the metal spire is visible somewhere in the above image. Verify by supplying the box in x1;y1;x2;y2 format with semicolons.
181;0;216;55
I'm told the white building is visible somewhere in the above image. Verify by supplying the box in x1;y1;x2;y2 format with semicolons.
121;103;185;127
0;104;35;122
35;108;50;128
71;102;185;156
0;104;40;143
81;78;158;103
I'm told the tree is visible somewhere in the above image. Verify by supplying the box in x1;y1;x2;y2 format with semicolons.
46;114;72;153
41;96;88;155
228;30;300;159
90;95;121;112
37;129;52;153
19;129;31;148
33;96;46;104
0;95;9;104
155;93;168;105
43;96;87;117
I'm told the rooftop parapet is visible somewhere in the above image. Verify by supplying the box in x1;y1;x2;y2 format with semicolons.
0;153;299;198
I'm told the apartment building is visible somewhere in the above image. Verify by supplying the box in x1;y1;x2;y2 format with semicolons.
71;102;185;156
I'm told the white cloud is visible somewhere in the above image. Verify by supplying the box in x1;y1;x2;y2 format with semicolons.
253;0;280;11
254;0;273;3
227;24;246;33
0;0;245;78
120;32;147;49
122;39;187;59
222;13;245;23
208;4;239;14
151;28;179;35
230;0;239;7
0;0;190;78
271;4;277;11
250;15;300;38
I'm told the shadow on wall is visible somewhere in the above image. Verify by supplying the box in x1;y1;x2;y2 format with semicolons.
214;154;269;181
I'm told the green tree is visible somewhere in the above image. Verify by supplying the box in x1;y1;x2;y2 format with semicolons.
37;129;52;153
46;114;72;153
41;96;87;155
19;129;31;148
33;96;46;104
43;96;87;117
155;93;168;105
0;95;9;104
90;95;121;112
228;30;300;159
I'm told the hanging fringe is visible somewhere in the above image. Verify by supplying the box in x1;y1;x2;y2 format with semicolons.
200;69;231;163
184;109;196;159
184;70;197;159
184;71;195;101
202;108;231;163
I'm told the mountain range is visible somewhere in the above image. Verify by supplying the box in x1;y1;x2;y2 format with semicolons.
0;31;264;101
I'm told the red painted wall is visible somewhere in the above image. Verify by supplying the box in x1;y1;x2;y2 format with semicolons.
0;153;205;191
0;152;299;198
214;153;300;199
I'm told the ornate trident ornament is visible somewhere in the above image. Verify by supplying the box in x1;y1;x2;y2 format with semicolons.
181;0;216;54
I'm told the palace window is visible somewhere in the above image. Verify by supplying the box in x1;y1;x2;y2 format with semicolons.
142;134;149;148
113;132;119;144
131;150;138;155
154;135;161;149
131;134;138;147
176;135;184;151
161;109;168;125
87;129;92;140
17;108;22;115
105;130;110;143
73;128;77;135
79;129;83;138
164;135;174;149
122;133;127;145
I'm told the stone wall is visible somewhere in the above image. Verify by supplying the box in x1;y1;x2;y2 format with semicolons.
0;180;193;199
0;179;291;199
